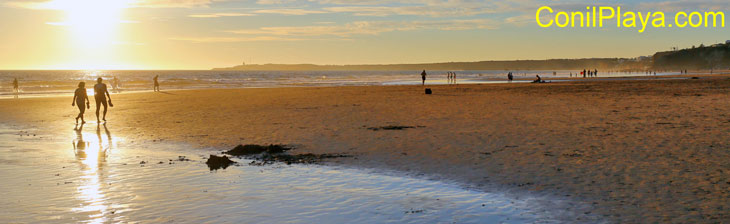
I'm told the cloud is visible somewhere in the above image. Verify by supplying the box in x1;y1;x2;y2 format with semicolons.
131;0;224;8
324;6;497;17
169;36;303;42
189;13;256;18
503;14;533;27
317;0;536;17
172;19;497;42
638;0;730;12
256;0;297;4
254;8;328;15
226;19;498;37
5;0;226;9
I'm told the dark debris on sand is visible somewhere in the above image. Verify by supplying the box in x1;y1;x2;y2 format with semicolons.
224;144;293;156
223;144;351;166
249;153;352;166
206;155;236;170
367;125;425;131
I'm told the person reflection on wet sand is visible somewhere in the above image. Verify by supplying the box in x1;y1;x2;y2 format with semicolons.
73;123;88;155
96;124;112;157
73;123;112;221
72;123;112;162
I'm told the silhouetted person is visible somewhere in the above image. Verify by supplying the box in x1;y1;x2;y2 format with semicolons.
94;78;112;123
421;70;427;85
594;69;598;77
533;75;543;83
582;69;586;78
153;75;160;92
112;76;120;91
72;82;90;124
12;78;18;93
507;72;513;82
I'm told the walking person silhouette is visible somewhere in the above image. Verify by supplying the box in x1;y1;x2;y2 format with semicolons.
12;78;19;93
72;82;90;124
153;75;160;92
94;78;113;123
421;70;427;85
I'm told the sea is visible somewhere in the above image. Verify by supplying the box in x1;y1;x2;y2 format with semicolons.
0;70;680;98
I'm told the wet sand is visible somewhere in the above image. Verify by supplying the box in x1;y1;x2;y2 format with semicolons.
1;76;730;222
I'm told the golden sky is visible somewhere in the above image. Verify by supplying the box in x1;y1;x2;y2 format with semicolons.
0;0;728;70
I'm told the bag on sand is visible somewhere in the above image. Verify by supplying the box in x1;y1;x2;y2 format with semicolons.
425;88;432;94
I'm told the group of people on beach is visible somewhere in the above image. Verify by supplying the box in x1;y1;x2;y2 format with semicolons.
581;69;599;78
446;72;457;84
419;70;461;85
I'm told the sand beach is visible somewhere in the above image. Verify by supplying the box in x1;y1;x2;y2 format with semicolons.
1;75;729;223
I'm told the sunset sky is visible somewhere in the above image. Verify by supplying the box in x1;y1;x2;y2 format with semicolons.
0;0;728;70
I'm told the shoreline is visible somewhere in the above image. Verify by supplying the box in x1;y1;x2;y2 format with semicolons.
0;72;708;100
2;75;730;222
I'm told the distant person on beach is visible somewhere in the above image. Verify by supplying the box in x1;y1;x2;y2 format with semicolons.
12;78;19;93
594;69;598;77
532;75;543;83
72;82;90;124
421;70;427;85
582;69;586;78
507;72;513;82
112;76;120;91
94;78;112;123
153;75;160;92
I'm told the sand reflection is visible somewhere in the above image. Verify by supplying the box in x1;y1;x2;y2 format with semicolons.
71;123;114;223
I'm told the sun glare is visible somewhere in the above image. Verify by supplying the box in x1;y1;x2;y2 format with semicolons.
42;0;132;69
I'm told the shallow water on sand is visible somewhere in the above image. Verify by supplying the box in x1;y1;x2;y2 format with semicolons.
0;123;565;223
0;70;682;98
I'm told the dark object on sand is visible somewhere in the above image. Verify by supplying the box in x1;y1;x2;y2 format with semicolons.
425;88;432;94
206;155;235;170
368;125;422;131
225;144;292;156
224;144;351;165
251;153;352;166
690;77;700;79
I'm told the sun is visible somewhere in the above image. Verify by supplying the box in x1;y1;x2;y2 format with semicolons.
41;0;132;69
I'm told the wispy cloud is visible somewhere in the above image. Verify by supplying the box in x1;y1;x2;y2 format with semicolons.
256;0;297;4
254;8;328;15
638;0;730;12
131;0;224;8
170;36;303;42
189;13;256;18
226;19;498;37
172;19;497;42
5;0;226;9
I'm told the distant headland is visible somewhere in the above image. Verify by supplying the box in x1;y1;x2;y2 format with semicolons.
213;41;730;71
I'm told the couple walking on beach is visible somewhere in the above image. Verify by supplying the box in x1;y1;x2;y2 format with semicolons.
72;78;112;124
